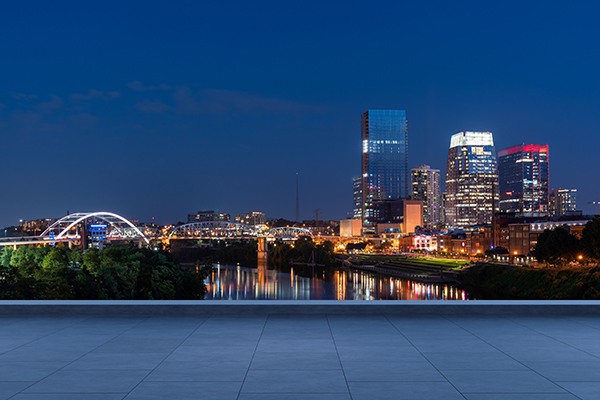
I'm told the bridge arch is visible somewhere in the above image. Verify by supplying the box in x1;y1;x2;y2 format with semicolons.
41;212;150;244
264;227;313;239
169;221;260;238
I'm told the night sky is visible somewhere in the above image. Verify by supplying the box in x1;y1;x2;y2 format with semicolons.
2;1;600;227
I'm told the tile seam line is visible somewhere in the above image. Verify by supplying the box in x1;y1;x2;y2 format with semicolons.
236;313;269;400
4;314;116;400
326;313;354;400
383;314;469;400
508;315;600;360
564;315;600;332
444;315;584;400
0;315;92;356
121;313;213;399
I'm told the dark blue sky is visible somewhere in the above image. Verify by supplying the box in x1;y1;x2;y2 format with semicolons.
2;0;600;226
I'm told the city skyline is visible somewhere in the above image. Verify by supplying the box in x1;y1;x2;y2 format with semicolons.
1;1;600;226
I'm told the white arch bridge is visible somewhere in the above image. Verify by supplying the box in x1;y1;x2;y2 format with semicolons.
0;212;150;247
0;212;314;248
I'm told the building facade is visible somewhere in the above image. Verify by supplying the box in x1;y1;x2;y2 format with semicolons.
352;176;362;220
360;110;408;226
411;164;442;227
234;211;266;226
549;189;578;216
498;144;549;216
373;199;423;234
187;210;231;223
445;131;498;227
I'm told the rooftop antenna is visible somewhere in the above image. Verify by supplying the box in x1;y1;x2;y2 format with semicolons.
296;173;300;224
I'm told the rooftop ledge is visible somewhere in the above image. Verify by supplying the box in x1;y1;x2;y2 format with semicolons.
0;300;599;315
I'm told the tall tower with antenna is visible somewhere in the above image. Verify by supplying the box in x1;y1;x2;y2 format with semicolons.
296;173;300;223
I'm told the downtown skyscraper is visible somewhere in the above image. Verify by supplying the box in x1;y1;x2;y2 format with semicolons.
360;110;408;226
445;131;498;228
411;165;442;228
498;144;549;216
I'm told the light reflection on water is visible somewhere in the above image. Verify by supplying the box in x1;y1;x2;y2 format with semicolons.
204;264;468;300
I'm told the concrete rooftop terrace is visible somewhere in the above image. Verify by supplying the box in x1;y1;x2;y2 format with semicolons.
0;301;599;399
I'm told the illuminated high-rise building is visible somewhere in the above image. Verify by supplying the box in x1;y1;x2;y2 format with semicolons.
411;165;441;227
549;188;578;216
360;110;408;226
498;144;549;216
352;176;362;220
445;131;498;227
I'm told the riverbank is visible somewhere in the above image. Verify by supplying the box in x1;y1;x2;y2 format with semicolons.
341;254;469;284
461;263;600;299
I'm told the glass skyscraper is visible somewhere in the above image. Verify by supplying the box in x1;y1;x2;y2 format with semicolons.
498;144;549;216
360;110;408;225
445;131;498;227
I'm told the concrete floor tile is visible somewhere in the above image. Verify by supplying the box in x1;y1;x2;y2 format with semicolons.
23;370;150;393
250;350;341;370
463;394;581;400
242;369;348;393
443;369;567;393
348;381;465;400
422;351;528;371
502;347;599;362
342;361;445;382
256;338;336;353
239;394;351;400
93;338;183;354
0;381;36;399
11;395;126;400
557;382;600;400
182;334;261;347
523;361;600;382
0;361;66;381
335;345;425;362
0;349;88;363
62;352;167;370
124;381;242;400
145;360;249;381
167;345;256;362
409;338;499;353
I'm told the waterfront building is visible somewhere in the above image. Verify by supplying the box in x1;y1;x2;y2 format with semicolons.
234;211;266;226
373;199;423;234
340;219;362;237
498;144;549;216
360;110;408;226
445;131;498;228
411;165;442;227
187;210;231;223
549;188;578;216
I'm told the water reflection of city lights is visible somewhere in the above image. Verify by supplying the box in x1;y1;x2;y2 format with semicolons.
204;264;469;301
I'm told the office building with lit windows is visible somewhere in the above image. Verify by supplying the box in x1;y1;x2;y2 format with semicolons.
353;176;362;220
498;144;549;216
549;188;578;216
360;110;408;226
411;164;441;227
445;131;498;227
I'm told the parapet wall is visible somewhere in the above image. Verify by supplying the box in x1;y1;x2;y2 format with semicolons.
0;300;599;315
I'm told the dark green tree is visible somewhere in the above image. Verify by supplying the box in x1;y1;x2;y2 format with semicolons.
580;217;600;263
534;227;580;266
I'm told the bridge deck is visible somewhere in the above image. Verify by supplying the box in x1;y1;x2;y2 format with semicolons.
0;302;598;399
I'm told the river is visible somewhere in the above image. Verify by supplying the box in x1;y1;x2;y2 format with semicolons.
204;263;469;300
